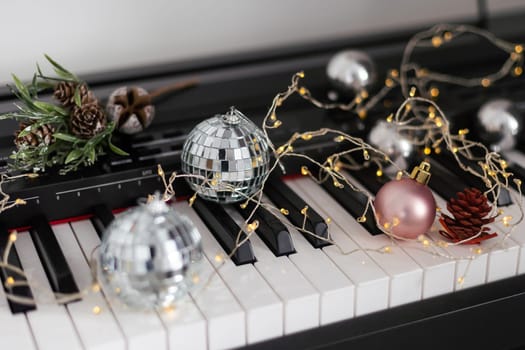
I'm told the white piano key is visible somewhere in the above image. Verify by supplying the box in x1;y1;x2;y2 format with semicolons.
0;274;36;349
175;201;283;344
286;180;391;316
70;220;169;350
189;253;246;350
220;201;321;334
449;150;524;282
513;242;525;275
230;198;355;326
498;187;525;275
430;150;525;282
0;312;36;349
397;237;456;298
345;176;455;298
51;223;126;350
346;171;514;290
284;223;356;324
509;236;525;276
267;184;358;323
14;232;55;305
399;236;456;298
117;206;244;350
338;172;455;299
293;177;424;307
0;288;7;310
408;192;488;290
485;235;520;282
71;220;206;349
479;173;525;276
426;227;489;290
157;296;207;350
432;193;520;284
248;231;319;334
343;170;485;292
14;231;83;350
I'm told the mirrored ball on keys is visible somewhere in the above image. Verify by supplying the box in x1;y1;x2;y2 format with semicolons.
327;50;377;93
476;99;523;152
181;107;271;203
99;198;203;309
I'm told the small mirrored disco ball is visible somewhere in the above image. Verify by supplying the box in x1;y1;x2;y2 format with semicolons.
99;197;203;309
327;50;377;93
476;99;523;152
181;107;271;203
368;120;415;173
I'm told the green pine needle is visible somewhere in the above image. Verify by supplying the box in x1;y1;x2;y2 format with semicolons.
1;56;128;174
43;54;79;82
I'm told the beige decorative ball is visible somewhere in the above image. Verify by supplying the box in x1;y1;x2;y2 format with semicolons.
106;86;155;134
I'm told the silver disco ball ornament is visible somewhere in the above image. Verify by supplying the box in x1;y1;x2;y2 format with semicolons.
106;86;155;134
181;107;271;203
99;197;203;309
368;120;415;173
327;50;377;93
476;99;523;152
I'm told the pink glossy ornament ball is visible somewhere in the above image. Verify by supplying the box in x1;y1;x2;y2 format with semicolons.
374;177;436;239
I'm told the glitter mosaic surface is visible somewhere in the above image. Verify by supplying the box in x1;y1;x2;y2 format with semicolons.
99;198;203;309
181;107;270;203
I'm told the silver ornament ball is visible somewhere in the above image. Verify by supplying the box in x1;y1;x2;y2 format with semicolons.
327;50;377;93
181;107;271;203
106;86;155;135
99;197;203;309
476;99;523;152
368;120;415;173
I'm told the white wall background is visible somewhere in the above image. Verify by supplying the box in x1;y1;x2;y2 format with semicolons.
0;0;523;84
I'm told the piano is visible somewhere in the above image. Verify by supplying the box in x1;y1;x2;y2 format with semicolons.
2;3;525;350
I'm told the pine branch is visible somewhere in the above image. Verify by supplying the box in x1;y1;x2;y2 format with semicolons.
0;55;128;175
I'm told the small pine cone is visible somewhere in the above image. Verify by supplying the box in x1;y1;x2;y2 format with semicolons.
439;188;498;244
54;81;97;107
14;122;56;148
70;103;107;139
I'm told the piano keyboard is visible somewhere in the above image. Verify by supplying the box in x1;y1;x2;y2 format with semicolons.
2;156;525;350
2;9;525;348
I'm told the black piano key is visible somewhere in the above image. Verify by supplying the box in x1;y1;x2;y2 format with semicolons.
264;177;330;248
237;201;295;257
91;204;115;240
426;158;470;201
320;179;383;235
0;224;36;313
192;199;256;265
432;153;512;206
352;167;389;195
352;157;471;206
29;216;80;296
507;162;525;184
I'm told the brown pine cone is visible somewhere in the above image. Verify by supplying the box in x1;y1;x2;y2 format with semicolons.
54;82;97;107
70;103;107;139
14;122;56;148
439;187;498;244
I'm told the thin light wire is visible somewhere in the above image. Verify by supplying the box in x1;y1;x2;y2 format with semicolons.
0;172;39;214
0;23;523;305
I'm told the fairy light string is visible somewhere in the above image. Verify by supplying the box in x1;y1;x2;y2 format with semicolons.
0;23;524;306
0;172;39;214
163;72;523;287
400;24;523;97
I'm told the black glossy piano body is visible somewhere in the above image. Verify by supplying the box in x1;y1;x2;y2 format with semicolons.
1;9;525;350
